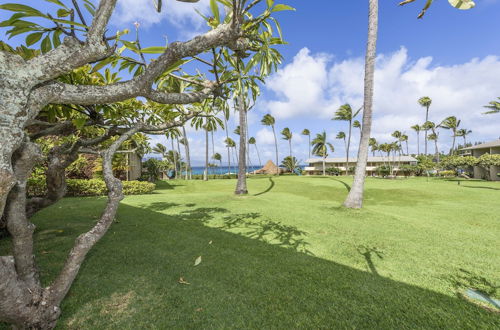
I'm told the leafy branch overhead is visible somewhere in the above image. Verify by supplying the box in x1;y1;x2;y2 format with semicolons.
398;0;475;18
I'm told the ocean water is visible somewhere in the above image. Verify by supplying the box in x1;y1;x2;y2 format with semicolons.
184;165;306;175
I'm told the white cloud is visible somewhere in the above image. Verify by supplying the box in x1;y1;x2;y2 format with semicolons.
256;128;276;145
112;0;210;35
263;47;500;154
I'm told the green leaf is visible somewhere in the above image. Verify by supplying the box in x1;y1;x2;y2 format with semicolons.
56;8;71;18
46;0;68;9
40;35;52;53
0;4;44;16
272;4;295;12
210;0;220;24
72;118;87;130
140;46;167;54
52;29;62;48
448;0;475;10
25;32;43;46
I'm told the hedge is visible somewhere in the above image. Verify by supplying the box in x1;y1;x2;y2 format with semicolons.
27;178;156;197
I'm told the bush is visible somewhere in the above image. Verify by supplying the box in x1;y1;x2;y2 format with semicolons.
325;167;341;176
27;178;155;197
375;166;391;177
439;170;456;178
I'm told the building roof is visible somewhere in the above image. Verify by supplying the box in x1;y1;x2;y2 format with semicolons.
461;139;500;150
306;155;417;164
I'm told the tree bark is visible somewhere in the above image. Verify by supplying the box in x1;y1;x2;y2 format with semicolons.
182;126;191;180
235;95;248;195
346;119;352;175
424;106;429;155
343;0;378;209
204;127;209;181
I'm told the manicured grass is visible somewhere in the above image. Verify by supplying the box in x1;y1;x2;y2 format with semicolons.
1;176;499;328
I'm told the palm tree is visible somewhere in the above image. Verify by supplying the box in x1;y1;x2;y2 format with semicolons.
423;121;440;162
180;126;191;180
369;138;378;157
343;0;378;209
336;131;347;172
411;124;422;155
281;156;300;174
333;104;361;175
312;132;334;176
166;129;181;179
440;116;461;155
248;137;262;167
225;137;237;173
391;130;403;156
353;119;362;139
455;128;472;147
302;129;311;158
484;97;500;114
418;96;432;155
261;114;279;175
281;127;293;158
401;134;409;156
213;153;222;175
152;143;168;158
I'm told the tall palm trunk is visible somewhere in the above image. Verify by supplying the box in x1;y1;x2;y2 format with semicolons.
289;139;292;158
405;140;409;156
235;95;248;195
182;126;191;180
224;116;231;174
272;125;279;175
424;106;429;155
211;131;215;175
416;131;420;155
346;119;352;175
171;138;177;179
255;143;262;167
308;135;311;158
450;129;456;155
322;157;326;176
343;0;378;209
204;127;209;181
434;138;440;163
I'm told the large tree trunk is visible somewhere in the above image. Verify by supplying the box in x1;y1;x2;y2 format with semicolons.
343;0;378;209
424;106;429;155
235;95;248;195
224;117;231;175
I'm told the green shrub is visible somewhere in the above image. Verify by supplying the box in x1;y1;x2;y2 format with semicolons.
375;166;391;177
439;170;456;177
27;178;155;197
325;167;341;176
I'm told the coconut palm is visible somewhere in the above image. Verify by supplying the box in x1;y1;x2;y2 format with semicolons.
369;137;378;157
248;137;262;167
213;153;222;175
180;127;191;180
343;0;378;209
336;131;347;172
418;96;432;155
353;120;362;139
261;114;279;175
281;156;300;174
333;104;361;175
455;128;472;147
391;130;403;156
152;143;167;158
401;134;409;156
423;121;440;162
312;131;335;176
484;97;500;114
440;116;461;155
411;124;422;155
225;137;237;173
281;127;293;158
192;113;223;181
302;129;311;158
166;128;182;179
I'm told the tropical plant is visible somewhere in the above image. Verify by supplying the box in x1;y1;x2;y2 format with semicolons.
418;96;432;155
369;137;378;156
152;143;168;158
312;132;334;176
391;130;403;156
455;128;472;147
399;0;476;19
213;152;222;175
484;97;500;114
281;127;293;158
411;124;422;155
440;116;461;155
261;114;279;175
301;129;311;158
343;0;377;209
333;104;361;175
281;156;300;173
425;121;440;162
248;137;262;167
401;134;409;156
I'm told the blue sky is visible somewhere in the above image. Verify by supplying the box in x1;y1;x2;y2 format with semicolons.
2;0;500;165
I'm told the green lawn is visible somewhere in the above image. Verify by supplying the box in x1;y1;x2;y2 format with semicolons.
1;176;499;329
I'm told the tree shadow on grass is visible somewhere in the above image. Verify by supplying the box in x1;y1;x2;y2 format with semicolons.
220;213;312;254
139;202;181;212
153;181;184;191
331;178;351;192
462;185;500;191
14;201;500;329
357;245;384;276
253;177;275;196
